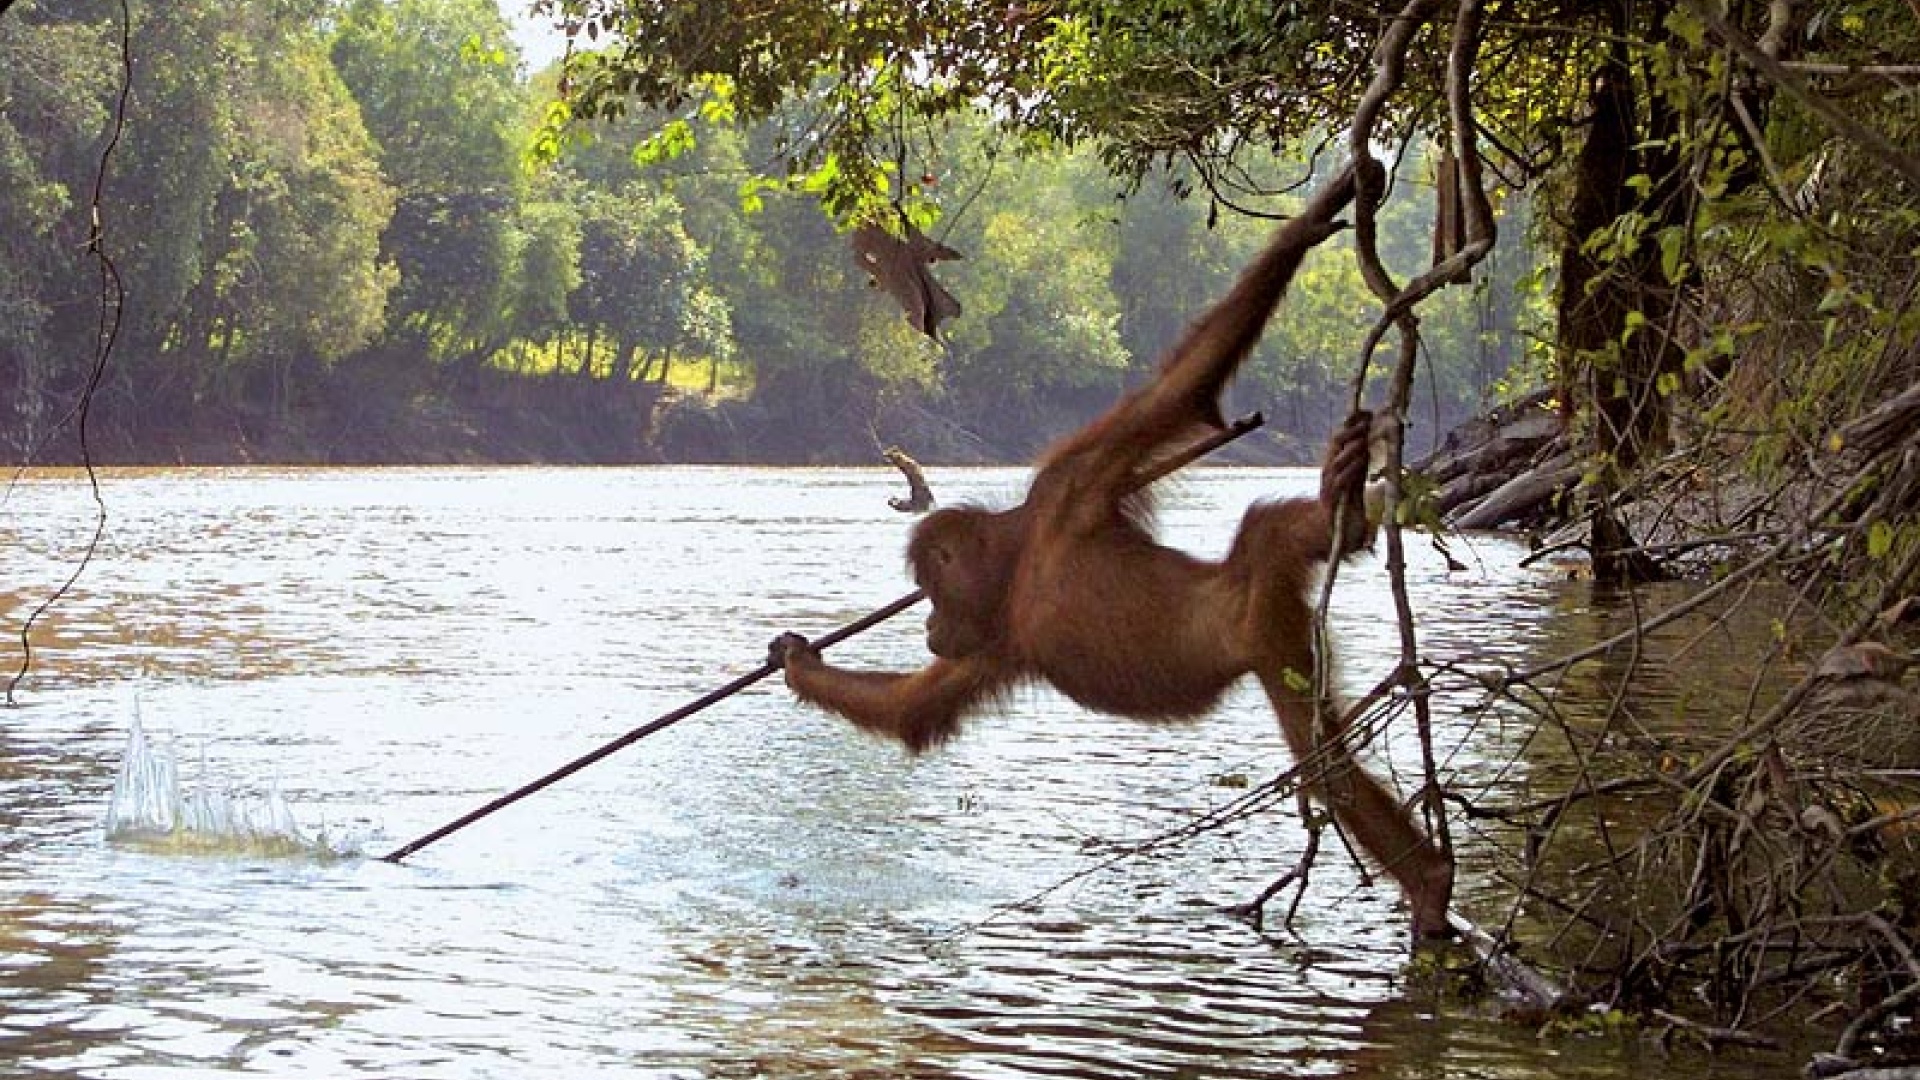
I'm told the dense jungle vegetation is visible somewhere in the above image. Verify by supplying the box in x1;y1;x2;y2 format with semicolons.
4;0;1919;1073
0;0;1531;468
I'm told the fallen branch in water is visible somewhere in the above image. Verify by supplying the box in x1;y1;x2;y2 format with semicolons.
1651;1009;1785;1052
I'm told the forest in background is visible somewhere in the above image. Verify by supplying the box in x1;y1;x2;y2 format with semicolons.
0;0;1534;468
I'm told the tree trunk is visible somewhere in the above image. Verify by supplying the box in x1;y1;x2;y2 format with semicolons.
578;327;598;379
1553;7;1683;584
609;339;640;383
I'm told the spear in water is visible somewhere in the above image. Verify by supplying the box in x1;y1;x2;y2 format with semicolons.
379;413;1268;864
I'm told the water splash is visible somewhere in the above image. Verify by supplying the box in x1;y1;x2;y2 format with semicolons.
104;709;347;858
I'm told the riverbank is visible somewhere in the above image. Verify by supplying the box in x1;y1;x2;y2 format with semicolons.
11;365;1338;471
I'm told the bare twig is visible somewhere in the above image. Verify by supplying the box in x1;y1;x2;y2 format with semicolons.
1653;1008;1786;1050
1837;916;1920;1057
1684;0;1920;186
1780;61;1920;77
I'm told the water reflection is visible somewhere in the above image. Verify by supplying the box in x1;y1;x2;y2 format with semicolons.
0;466;1807;1078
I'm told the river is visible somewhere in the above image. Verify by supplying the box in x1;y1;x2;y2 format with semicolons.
0;465;1804;1078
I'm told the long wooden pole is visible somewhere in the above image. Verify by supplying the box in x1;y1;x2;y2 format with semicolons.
379;413;1267;864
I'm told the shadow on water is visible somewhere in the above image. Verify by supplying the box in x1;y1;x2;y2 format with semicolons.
0;465;1820;1078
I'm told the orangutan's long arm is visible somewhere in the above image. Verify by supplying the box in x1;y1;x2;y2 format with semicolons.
772;634;1012;755
1038;163;1374;516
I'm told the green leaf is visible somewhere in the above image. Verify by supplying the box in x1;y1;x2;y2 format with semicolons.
632;119;697;168
798;154;841;196
1666;6;1707;48
1868;521;1895;560
526;99;577;167
1659;227;1688;284
694;74;737;123
736;177;770;215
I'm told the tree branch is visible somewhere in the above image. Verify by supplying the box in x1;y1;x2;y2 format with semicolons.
1684;0;1920;187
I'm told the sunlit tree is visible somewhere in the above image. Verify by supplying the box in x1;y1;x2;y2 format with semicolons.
332;0;527;360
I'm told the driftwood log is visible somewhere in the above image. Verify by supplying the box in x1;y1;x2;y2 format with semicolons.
1840;377;1920;461
1452;453;1582;531
1412;391;1574;530
883;446;935;513
1807;1060;1920;1080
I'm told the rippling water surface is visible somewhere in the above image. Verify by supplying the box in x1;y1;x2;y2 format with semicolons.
0;466;1801;1078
